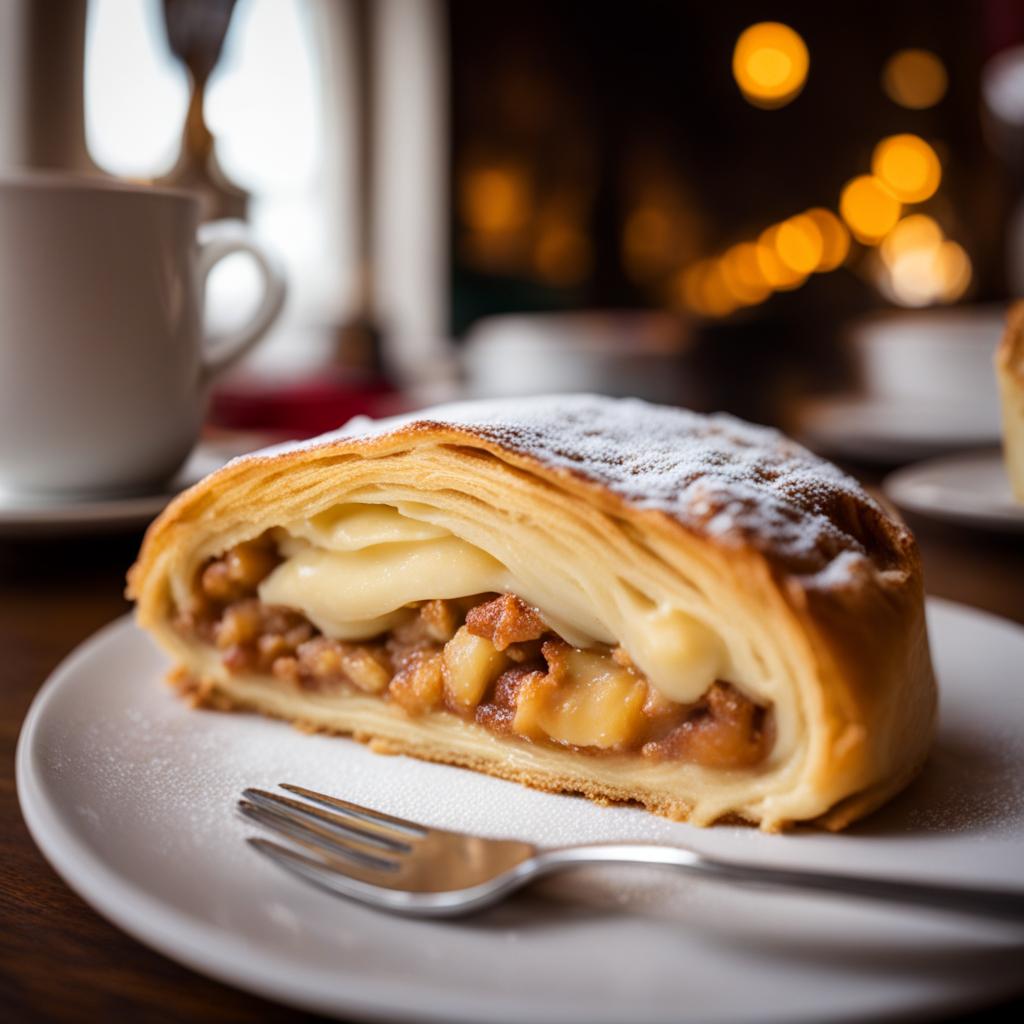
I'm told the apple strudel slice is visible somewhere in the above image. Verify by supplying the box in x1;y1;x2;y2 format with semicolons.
128;395;936;831
997;301;1024;502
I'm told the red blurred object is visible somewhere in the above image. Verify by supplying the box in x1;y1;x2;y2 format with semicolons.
209;372;408;438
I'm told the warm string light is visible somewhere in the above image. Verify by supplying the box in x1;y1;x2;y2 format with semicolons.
875;214;971;306
871;134;941;203
722;243;771;304
680;124;966;317
732;22;809;109
839;174;902;243
678;127;966;318
805;207;850;271
460;48;964;308
842;132;968;306
882;49;948;110
459;166;592;285
460;167;530;234
679;35;964;318
675;208;849;316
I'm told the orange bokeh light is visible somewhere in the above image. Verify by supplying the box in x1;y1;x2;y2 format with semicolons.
721;243;771;304
839;175;901;243
803;208;850;271
775;215;824;275
460;168;530;233
732;22;809;109
872;134;941;204
756;227;805;288
882;49;947;110
880;214;943;266
680;260;737;317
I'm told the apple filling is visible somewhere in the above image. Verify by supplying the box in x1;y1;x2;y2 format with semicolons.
172;535;772;768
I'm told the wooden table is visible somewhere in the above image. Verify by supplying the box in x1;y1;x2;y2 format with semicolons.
2;509;1022;1021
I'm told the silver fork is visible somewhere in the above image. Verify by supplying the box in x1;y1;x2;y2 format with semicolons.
238;784;1024;922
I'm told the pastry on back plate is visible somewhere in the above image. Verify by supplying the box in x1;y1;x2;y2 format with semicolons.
997;302;1024;502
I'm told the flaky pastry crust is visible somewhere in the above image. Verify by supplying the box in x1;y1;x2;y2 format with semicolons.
129;395;936;831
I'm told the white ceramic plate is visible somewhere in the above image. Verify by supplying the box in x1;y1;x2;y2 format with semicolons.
17;602;1024;1023
0;439;252;538
884;450;1024;534
795;395;1001;463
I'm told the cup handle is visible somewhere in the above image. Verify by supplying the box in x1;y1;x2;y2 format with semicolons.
197;221;287;384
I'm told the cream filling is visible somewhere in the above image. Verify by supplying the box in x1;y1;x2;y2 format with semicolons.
257;503;730;705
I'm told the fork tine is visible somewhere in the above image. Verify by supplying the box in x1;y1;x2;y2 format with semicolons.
247;837;404;895
242;788;413;852
238;800;402;872
279;783;430;838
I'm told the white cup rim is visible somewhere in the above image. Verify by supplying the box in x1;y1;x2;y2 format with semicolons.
849;302;1008;332
0;170;199;207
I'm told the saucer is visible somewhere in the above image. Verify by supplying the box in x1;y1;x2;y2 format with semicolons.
883;450;1024;534
0;439;246;539
794;395;1001;463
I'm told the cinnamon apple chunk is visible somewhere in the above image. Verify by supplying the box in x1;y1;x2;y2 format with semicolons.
512;641;649;750
442;626;511;711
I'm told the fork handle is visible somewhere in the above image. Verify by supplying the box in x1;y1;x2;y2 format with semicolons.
532;844;1024;924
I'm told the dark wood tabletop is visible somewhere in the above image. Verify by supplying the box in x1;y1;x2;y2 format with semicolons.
2;500;1023;1022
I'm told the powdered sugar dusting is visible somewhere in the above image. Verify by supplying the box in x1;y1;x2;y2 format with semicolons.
245;395;905;580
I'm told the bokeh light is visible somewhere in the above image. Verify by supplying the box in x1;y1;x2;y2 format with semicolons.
680;207;854;317
732;22;809;109
839;175;901;243
680;260;737;317
885;249;939;306
721;243;771;304
882;49;948;109
871;134;942;203
756;227;806;288
775;215;824;274
884;243;971;307
934;240;972;302
460;167;530;233
804;208;850;271
880;214;943;265
876;213;972;307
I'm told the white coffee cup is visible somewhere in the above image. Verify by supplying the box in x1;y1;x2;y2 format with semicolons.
0;173;286;497
849;306;1004;406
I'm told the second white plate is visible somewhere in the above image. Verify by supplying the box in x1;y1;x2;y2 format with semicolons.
795;395;1001;463
884;449;1024;533
17;601;1024;1023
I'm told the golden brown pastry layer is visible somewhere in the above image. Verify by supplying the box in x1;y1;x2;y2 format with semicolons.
997;302;1024;502
128;395;937;830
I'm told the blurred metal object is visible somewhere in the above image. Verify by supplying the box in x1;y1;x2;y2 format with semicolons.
0;0;97;174
158;0;247;222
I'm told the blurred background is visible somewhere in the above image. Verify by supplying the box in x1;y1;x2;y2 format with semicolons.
2;0;1019;457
